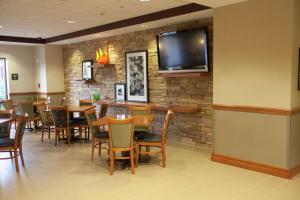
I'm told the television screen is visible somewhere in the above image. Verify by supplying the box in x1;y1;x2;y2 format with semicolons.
156;28;208;73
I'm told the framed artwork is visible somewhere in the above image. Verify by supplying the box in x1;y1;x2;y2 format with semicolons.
82;60;93;80
115;83;126;102
11;73;18;80
125;50;149;103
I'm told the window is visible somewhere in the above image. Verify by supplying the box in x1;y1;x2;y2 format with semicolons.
0;58;8;99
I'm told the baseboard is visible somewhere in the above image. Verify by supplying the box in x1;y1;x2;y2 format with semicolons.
211;153;300;179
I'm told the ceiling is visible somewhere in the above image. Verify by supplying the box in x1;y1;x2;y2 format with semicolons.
0;0;247;44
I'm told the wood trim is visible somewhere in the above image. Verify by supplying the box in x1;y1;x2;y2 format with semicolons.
291;107;300;115
160;72;210;78
9;92;65;96
211;153;300;179
212;104;291;116
0;35;45;44
96;100;201;113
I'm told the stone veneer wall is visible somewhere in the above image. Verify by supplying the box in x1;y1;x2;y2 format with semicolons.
63;19;213;147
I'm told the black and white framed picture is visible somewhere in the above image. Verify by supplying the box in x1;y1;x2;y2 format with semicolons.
115;83;126;101
82;60;93;80
125;50;149;103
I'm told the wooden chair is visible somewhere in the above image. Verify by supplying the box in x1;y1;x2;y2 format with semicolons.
0;110;13;139
77;99;93;139
36;103;54;142
129;105;152;139
37;96;47;103
107;117;135;175
0;116;27;173
99;102;108;118
135;110;174;168
3;99;20;128
85;108;109;161
18;101;40;131
60;97;67;106
50;106;81;146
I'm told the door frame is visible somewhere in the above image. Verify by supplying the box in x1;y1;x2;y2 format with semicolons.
0;58;8;99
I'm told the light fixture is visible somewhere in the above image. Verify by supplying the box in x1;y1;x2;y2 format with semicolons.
94;34;100;37
66;20;76;24
0;25;3;28
139;0;151;2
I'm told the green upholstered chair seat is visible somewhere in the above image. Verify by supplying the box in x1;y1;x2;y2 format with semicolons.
0;123;10;138
0;138;14;147
134;126;149;132
94;130;109;139
138;134;162;142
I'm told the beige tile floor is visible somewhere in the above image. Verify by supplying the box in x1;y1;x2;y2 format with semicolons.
0;131;300;200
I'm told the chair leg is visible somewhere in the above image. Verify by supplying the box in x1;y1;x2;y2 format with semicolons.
109;150;114;175
9;150;13;159
135;144;139;168
13;148;19;173
55;130;58;146
79;125;82;144
41;126;44;142
48;126;51;139
99;141;102;156
91;139;95;161
130;149;135;174
67;129;71;146
162;145;166;168
19;145;25;167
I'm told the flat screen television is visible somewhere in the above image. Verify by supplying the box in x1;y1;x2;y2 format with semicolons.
156;27;209;73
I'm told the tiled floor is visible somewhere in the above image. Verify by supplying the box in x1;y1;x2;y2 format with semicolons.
0;131;300;200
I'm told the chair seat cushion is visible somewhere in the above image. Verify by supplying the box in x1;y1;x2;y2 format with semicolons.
0;138;14;147
138;134;162;142
134;126;149;132
72;117;87;125
95;130;109;139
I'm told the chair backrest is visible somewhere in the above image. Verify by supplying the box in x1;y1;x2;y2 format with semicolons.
129;105;151;116
0;110;13;138
14;116;27;147
37;96;47;103
36;103;50;125
3;99;14;110
99;103;108;118
60;97;67;106
50;106;68;128
85;108;106;138
108;117;135;149
18;101;35;117
79;99;93;106
161;110;174;144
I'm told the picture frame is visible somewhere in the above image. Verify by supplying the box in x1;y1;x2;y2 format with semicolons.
82;60;93;80
11;73;18;80
115;83;126;102
125;50;149;103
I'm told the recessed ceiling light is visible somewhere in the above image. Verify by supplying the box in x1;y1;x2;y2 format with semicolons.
0;25;3;28
66;20;76;24
141;24;149;28
94;34;100;37
139;0;151;2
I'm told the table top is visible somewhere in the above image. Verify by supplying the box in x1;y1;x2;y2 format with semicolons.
0;118;13;124
68;105;95;112
92;115;154;127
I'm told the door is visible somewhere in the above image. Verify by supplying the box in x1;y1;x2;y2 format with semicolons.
0;58;8;99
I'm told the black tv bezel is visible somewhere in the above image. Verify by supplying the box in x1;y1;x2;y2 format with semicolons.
156;27;209;73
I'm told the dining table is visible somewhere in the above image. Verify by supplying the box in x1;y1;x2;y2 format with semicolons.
92;114;154;127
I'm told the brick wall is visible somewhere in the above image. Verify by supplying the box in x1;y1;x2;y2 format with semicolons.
63;19;213;147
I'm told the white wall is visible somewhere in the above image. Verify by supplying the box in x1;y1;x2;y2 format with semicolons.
45;45;64;93
34;45;47;93
0;44;36;93
0;44;64;95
